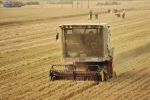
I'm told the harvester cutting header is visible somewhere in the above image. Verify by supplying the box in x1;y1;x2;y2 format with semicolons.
49;23;115;82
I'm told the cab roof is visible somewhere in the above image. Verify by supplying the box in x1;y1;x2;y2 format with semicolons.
59;23;109;27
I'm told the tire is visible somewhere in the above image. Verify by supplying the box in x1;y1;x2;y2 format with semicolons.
104;72;109;81
100;70;105;81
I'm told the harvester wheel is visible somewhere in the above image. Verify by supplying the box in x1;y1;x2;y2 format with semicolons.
100;70;105;81
104;72;109;81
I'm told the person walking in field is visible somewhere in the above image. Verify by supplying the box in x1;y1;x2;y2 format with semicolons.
122;9;126;19
89;10;93;20
95;12;99;20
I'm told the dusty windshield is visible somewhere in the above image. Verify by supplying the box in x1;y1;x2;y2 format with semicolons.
65;28;99;58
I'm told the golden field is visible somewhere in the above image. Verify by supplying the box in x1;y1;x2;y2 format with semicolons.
0;0;150;100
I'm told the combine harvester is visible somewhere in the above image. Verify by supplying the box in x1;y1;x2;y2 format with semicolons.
49;23;115;82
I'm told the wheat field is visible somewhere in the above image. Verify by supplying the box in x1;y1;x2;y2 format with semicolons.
0;0;150;100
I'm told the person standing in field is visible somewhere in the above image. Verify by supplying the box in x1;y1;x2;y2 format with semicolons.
89;10;93;20
95;12;99;20
108;9;111;13
122;9;126;19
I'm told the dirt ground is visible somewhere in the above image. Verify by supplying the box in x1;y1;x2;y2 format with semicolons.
0;0;150;100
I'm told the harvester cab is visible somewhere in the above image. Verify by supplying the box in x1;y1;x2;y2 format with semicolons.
50;23;115;82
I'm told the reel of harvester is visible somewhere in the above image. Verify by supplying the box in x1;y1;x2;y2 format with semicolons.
49;64;108;82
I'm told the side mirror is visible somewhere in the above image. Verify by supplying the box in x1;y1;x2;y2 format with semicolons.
56;32;59;41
